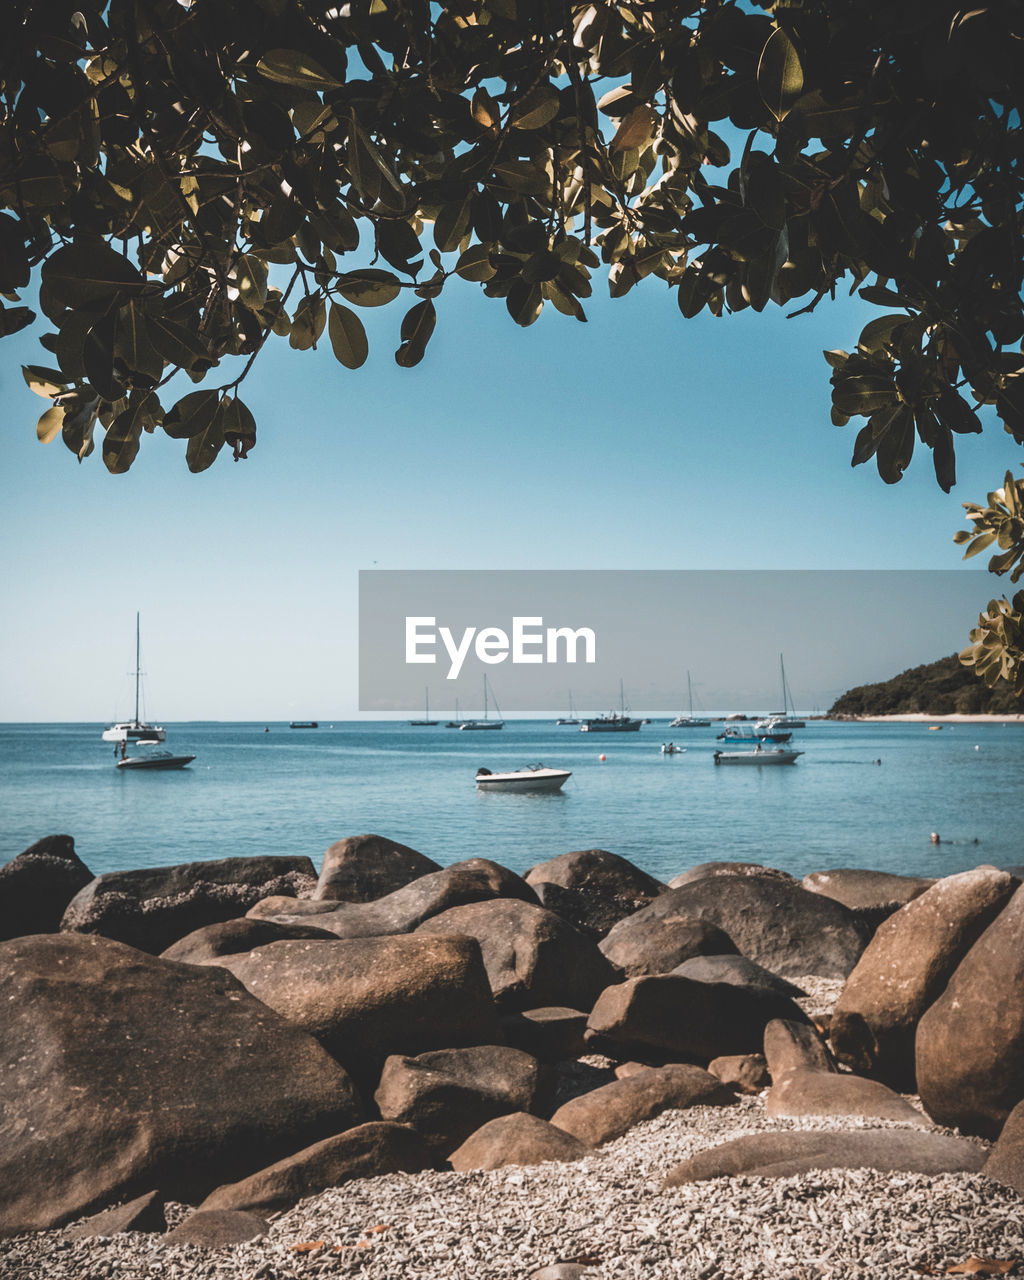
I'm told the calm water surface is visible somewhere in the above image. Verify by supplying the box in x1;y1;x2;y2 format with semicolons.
1;720;1021;882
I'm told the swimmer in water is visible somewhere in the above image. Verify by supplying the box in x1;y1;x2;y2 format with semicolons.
930;832;940;844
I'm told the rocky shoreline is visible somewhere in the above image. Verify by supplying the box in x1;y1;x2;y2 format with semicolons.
2;836;1024;1278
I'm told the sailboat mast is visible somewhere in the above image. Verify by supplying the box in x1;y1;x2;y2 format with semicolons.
483;674;489;721
134;611;141;725
688;671;694;717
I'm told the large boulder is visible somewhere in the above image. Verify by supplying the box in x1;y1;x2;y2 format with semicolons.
634;877;869;979
584;975;809;1064
0;934;362;1236
708;1054;769;1095
416;898;618;1010
255;858;538;940
599;912;736;978
448;1113;592;1171
60;856;318;954
161;917;339;963
313;834;441;902
802;868;934;931
663;1129;986;1185
550;1065;735;1146
209;934;498;1085
66;1191;166;1240
763;1018;835;1079
374;1045;541;1153
917;883;1024;1138
199;1122;439;1214
984;1097;1024;1198
832;868;1018;1091
499;1007;589;1061
525;849;666;936
0;834;94;940
667;862;796;890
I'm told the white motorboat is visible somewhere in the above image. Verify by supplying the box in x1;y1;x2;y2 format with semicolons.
670;672;711;727
102;613;166;742
117;750;195;770
460;675;504;730
475;764;571;792
713;747;803;765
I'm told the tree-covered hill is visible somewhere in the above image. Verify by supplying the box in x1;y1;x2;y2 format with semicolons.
828;655;1023;718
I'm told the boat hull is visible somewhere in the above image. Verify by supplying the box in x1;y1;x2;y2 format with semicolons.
670;717;710;728
460;721;504;730
117;753;195;770
102;722;166;743
579;719;642;732
476;767;571;792
713;749;802;765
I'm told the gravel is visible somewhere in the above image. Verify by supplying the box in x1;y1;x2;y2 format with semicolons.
2;1095;1020;1280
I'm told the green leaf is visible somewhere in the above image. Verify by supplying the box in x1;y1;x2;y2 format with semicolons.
256;49;343;90
36;404;65;443
102;407;144;474
872;402;915;483
163;390;219;440
961;530;996;558
857;314;912;355
41;242;145;308
83;310;123;401
433;196;474;254
235;254;269;311
116;301;164;384
328;302;368;369
147;312;209;370
185;400;227;473
23;365;68;398
288;294;327;349
222;397;257;460
336;269;401;307
395;299;436;368
757;28;804;122
455;245;496;282
511;85;560;130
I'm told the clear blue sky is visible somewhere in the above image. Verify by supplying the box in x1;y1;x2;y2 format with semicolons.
0;270;1016;721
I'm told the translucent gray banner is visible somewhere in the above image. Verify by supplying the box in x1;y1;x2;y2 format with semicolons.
358;569;993;716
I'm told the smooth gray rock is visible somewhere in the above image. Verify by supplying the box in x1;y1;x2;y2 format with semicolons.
161;916;338;963
672;954;806;999
765;1067;925;1124
314;834;441;903
550;1064;735;1146
416;897;618;1011
0;834;94;940
763;1018;835;1079
0;934;362;1237
802;868;934;928
448;1113;592;1171
917;883;1024;1138
60;856;318;953
708;1054;770;1095
636;877;869;979
599;912;736;978
832;868;1017;1091
585;974;809;1063
199;1122;439;1214
209;934;498;1085
163;1209;268;1247
663;1129;987;1184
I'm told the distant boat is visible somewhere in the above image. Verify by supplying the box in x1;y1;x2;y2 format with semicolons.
102;613;166;743
460;675;504;730
580;680;642;732
713;747;803;765
756;654;805;730
556;691;580;725
289;721;319;728
445;698;464;729
117;750;195;770
670;672;711;728
475;764;571;792
718;725;793;744
410;688;438;726
661;743;686;754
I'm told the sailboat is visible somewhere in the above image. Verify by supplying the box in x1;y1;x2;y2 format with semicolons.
580;680;642;732
460;675;504;730
445;698;464;729
102;613;167;742
756;654;806;730
670;672;710;727
409;687;438;726
556;691;580;725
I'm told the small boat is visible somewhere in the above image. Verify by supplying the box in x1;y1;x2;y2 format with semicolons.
717;725;793;744
475;764;571;792
102;613;166;743
556;691;580;725
445;698;465;729
289;721;319;728
410;688;439;726
661;743;686;754
713;747;803;765
460;675;504;730
670;672;711;728
580;680;643;732
117;750;195;770
756;654;805;729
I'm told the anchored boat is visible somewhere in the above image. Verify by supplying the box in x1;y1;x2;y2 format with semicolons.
475;764;571;792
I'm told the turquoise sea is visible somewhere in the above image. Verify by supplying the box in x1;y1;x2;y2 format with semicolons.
1;720;1022;883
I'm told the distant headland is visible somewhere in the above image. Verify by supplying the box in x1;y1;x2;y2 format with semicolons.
828;654;1023;719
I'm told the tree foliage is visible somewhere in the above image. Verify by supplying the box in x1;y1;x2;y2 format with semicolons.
828;653;1022;718
2;0;1024;678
